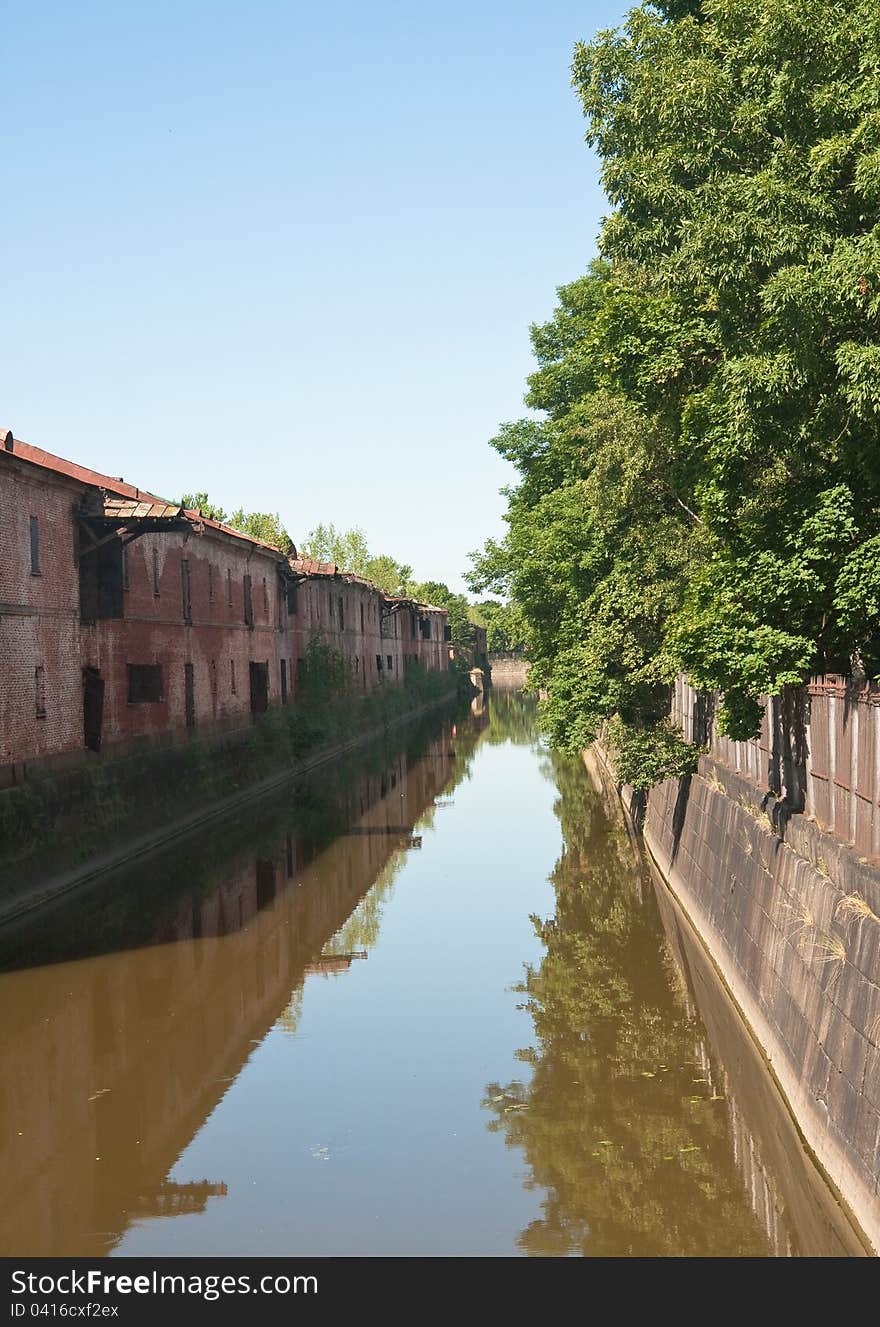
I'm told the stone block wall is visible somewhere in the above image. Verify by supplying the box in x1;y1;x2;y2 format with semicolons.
643;754;880;1252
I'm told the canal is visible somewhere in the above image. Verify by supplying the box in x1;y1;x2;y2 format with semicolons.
0;692;863;1257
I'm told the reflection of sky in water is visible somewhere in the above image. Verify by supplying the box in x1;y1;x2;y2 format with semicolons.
116;730;561;1256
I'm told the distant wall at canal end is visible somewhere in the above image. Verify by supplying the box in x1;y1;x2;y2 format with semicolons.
597;675;880;1254
487;653;530;689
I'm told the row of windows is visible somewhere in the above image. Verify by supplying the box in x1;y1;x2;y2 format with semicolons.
31;646;412;721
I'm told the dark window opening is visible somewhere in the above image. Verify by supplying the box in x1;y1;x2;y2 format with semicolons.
287;582;298;615
420;617;431;640
82;667;104;752
376;654;383;672
360;603;365;633
243;574;253;626
181;558;192;623
227;567;233;606
152;548;160;595
249;660;269;714
80;531;124;621
29;516;40;574
208;564;214;602
262;577;268;615
280;658;288;704
338;595;344;631
387;654;393;671
184;662;196;728
128;663;164;703
121;545;130;591
35;666;46;719
230;658;237;694
444;624;452;642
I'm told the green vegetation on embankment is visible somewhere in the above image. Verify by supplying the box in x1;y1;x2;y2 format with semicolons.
468;0;880;787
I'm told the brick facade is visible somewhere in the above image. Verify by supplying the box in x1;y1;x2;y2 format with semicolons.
0;428;448;782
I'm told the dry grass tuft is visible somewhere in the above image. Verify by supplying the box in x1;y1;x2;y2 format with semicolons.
836;892;880;926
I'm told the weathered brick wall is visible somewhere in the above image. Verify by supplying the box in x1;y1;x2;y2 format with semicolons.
0;461;84;768
88;528;287;746
642;756;880;1253
1;442;449;780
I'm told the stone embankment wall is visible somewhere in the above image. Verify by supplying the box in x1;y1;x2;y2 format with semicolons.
487;654;530;689
601;674;880;1253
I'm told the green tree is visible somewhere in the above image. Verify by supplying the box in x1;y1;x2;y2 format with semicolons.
229;508;293;553
473;0;880;778
364;554;413;596
572;0;880;736
477;599;529;654
180;492;228;523
302;524;412;594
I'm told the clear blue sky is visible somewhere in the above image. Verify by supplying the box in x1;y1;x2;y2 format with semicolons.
3;1;628;592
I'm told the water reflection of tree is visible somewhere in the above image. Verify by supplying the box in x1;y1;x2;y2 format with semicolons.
485;689;540;747
483;750;768;1256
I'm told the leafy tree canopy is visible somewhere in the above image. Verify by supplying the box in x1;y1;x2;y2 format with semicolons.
229;508;293;554
471;0;880;776
302;523;413;595
179;492;228;523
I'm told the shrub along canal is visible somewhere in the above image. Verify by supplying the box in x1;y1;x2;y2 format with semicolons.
0;692;864;1256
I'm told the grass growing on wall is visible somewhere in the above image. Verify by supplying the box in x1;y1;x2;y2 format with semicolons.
0;639;463;882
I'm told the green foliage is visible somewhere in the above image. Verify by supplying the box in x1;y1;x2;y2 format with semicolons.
477;599;529;654
302;523;413;595
473;0;880;765
229;508;293;553
608;717;700;790
180;492;228;523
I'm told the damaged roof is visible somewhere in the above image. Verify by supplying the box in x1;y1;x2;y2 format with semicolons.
1;428;290;558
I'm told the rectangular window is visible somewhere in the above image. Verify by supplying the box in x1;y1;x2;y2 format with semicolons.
227;567;233;607
29;516;40;574
263;576;268;616
230;658;237;694
127;663;163;703
280;658;288;704
360;603;365;633
376;654;383;672
243;574;253;626
338;595;344;631
152;548;160;596
208;563;214;603
34;665;46;718
387;654;393;671
354;656;360;674
181;558;191;623
287;582;298;615
122;545;130;591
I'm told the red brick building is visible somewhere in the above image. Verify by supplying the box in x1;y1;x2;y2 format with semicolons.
0;427;448;784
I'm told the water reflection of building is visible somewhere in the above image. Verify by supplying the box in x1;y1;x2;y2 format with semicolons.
0;720;472;1257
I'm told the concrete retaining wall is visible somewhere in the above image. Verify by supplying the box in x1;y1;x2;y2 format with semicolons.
636;753;880;1252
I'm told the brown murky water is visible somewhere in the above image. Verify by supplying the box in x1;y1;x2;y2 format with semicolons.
0;693;864;1256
